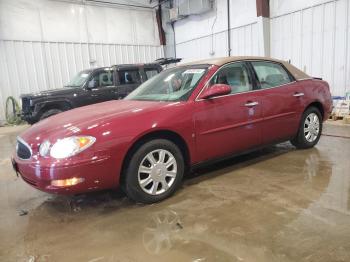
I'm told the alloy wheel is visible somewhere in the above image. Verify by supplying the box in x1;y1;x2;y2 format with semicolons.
138;149;177;195
304;113;320;142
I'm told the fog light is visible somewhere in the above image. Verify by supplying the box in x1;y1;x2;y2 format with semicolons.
51;177;84;187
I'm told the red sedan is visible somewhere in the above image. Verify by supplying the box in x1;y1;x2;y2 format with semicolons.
12;57;332;203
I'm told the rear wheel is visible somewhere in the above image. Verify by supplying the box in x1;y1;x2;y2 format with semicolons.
40;109;63;121
291;106;322;149
123;139;184;204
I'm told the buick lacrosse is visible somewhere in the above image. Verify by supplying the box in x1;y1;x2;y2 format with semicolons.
12;57;332;203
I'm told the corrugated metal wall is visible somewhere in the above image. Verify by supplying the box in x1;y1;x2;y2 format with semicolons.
0;40;163;97
230;23;261;56
270;0;350;96
174;0;260;62
176;22;260;62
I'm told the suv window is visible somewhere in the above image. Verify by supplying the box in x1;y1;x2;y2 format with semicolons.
145;68;159;80
210;62;252;94
251;61;292;89
88;70;114;88
118;70;141;85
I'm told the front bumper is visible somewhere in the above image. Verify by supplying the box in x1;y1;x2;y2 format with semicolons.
12;155;117;195
21;111;38;124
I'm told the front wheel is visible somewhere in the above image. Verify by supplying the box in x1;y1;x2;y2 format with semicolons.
39;109;63;121
291;106;322;149
123;139;184;204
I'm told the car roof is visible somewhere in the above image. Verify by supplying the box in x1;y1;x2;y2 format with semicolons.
181;56;310;80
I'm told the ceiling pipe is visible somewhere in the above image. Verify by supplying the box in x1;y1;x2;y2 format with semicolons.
227;0;231;56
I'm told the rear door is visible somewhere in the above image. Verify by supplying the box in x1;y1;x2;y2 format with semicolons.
194;61;263;162
249;61;305;144
116;67;142;98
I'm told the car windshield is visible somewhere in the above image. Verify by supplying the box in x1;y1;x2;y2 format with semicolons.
65;70;91;87
125;66;208;101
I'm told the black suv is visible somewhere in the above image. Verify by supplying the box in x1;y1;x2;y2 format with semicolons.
20;63;162;124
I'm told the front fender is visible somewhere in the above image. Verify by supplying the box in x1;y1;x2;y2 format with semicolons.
33;99;72;113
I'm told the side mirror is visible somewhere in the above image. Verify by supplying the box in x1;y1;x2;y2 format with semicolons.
199;84;231;99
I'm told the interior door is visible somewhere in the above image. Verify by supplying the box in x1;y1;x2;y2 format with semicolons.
194;62;263;162
249;61;304;144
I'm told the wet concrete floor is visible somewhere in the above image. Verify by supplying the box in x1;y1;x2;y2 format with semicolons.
0;122;350;262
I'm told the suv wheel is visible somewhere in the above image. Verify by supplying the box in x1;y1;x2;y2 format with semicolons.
40;109;63;120
291;106;322;149
123;139;184;204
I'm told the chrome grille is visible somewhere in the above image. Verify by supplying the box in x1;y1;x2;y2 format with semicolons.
16;138;32;160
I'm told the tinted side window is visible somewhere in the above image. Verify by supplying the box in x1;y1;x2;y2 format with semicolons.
145;68;159;80
118;70;141;85
251;61;292;89
210;62;252;94
88;70;113;88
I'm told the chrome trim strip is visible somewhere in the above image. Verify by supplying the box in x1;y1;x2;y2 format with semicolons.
16;136;33;160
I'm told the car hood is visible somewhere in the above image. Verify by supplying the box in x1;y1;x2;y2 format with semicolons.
21;87;80;99
20;100;179;143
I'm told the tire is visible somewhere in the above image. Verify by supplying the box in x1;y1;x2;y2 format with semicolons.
123;139;184;204
5;96;22;125
291;106;322;149
39;109;63;121
26;119;37;125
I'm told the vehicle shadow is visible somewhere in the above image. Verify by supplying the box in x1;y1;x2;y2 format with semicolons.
37;142;296;213
185;142;295;186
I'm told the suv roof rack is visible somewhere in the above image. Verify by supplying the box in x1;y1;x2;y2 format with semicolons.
154;57;182;66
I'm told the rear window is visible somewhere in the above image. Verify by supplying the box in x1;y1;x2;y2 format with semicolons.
118;70;141;85
251;61;292;89
145;68;159;80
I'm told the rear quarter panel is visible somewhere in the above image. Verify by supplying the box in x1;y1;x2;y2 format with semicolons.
298;79;332;120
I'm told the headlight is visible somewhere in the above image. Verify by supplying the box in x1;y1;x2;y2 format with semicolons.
49;136;96;159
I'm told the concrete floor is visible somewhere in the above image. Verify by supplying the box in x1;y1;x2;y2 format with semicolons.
0;122;350;262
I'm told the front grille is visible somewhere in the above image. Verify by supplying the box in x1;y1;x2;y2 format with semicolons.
21;97;31;114
16;138;32;160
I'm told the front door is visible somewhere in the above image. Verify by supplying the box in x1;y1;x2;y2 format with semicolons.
84;68;118;105
194;62;263;162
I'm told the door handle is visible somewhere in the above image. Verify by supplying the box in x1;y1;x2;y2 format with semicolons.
293;92;304;97
245;101;259;107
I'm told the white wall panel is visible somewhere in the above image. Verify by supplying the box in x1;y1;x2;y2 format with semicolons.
270;0;350;96
176;22;261;63
175;0;260;62
176;31;227;63
270;0;336;17
230;23;260;56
